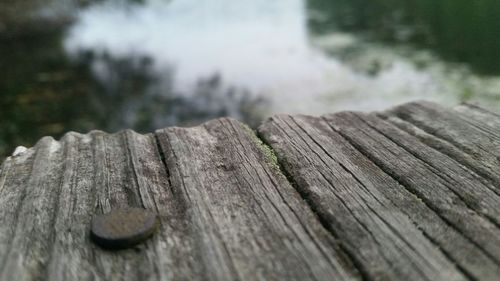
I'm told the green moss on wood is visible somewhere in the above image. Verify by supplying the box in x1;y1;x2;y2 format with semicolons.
242;124;281;172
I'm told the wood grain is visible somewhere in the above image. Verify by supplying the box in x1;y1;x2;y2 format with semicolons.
1;101;499;280
259;114;500;281
0;118;359;281
155;118;359;281
325;112;500;261
384;101;500;194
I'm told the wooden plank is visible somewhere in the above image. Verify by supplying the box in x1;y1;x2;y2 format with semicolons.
338;112;500;225
324;112;500;262
383;101;500;194
0;142;38;279
0;136;65;281
0;118;360;280
44;132;99;281
155;118;359;281
82;130;201;281
0;130;198;281
1;101;500;280
258;115;481;281
377;113;500;196
454;102;500;130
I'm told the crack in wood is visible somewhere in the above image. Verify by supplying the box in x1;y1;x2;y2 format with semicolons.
1;102;500;280
325;114;500;268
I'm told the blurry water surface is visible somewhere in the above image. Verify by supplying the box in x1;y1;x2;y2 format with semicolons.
1;0;500;157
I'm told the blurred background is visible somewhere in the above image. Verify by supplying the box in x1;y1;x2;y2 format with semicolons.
1;0;500;158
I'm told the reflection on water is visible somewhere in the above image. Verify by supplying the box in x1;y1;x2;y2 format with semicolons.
308;0;500;74
64;0;333;114
1;0;500;157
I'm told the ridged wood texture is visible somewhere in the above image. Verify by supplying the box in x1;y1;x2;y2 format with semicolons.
0;101;499;280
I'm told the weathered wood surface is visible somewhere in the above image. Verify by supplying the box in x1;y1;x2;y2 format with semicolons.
0;101;499;280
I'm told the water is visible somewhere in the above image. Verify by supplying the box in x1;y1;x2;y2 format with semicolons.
1;0;500;157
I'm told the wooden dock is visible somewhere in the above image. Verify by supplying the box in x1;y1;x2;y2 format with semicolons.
0;101;499;281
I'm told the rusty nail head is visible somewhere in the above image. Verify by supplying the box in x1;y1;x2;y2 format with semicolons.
90;208;158;249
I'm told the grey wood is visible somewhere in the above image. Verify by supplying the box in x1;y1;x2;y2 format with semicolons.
0;118;359;281
155;118;359;281
324;112;500;260
1;101;500;281
378;113;500;196
454;102;500;130
258;114;500;281
384;101;500;195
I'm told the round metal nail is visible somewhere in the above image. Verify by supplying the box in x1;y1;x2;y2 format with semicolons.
90;208;158;249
